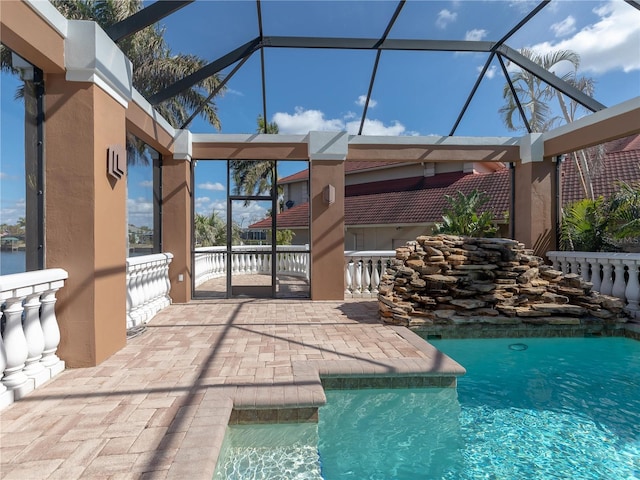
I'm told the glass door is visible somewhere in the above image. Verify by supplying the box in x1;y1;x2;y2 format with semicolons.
227;160;277;298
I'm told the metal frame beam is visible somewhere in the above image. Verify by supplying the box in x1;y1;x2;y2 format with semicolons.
359;0;406;135
449;52;496;136
106;1;194;42
497;45;606;112
149;37;261;105
623;0;640;11
497;54;532;133
262;36;495;52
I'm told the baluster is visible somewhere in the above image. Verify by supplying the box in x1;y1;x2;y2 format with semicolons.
600;260;614;296
611;260;627;301
2;296;31;396
579;258;590;282
150;261;160;316
624;259;640;321
40;287;64;376
241;253;248;274
354;260;363;296
22;292;47;386
139;263;151;323
568;258;579;275
589;259;602;292
371;257;381;294
344;258;353;296
559;256;568;274
363;258;372;295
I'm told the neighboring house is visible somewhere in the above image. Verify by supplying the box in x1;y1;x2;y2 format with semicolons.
249;135;640;250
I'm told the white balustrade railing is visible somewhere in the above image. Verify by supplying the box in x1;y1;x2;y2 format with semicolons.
126;253;173;329
194;245;310;287
0;268;68;409
344;250;396;298
547;251;640;321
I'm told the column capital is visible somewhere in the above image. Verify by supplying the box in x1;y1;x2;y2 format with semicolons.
65;20;133;107
519;132;544;164
173;129;193;161
308;131;349;161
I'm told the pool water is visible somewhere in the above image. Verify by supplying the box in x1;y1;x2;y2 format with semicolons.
213;337;640;479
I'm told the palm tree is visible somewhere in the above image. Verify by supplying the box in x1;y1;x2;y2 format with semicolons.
500;48;600;199
433;189;498;237
195;211;237;247
607;180;640;241
50;0;224;163
230;115;281;203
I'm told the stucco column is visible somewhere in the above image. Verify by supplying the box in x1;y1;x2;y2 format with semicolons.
162;130;193;302
161;157;192;302
514;133;558;256
45;75;127;367
309;132;347;300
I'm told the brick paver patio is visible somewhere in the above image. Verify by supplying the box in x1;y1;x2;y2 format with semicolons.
0;299;464;479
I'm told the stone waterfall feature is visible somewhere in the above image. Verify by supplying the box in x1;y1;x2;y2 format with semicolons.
378;236;628;327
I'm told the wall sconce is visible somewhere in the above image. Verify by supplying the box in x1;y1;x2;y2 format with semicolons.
323;184;335;205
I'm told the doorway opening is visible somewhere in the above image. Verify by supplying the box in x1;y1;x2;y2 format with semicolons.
193;159;310;299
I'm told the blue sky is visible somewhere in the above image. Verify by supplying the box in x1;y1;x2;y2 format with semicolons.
2;0;640;229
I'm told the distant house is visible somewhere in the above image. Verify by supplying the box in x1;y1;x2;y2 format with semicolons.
249;135;640;250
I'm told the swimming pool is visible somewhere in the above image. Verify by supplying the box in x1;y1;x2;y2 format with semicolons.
213;337;640;479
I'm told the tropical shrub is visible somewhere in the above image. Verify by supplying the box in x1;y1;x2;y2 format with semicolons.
560;180;640;252
433;189;498;237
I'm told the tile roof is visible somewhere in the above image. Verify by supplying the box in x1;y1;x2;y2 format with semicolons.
561;145;640;205
250;170;511;228
249;202;309;229
254;134;640;229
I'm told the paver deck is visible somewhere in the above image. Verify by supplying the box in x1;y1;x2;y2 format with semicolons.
0;299;464;479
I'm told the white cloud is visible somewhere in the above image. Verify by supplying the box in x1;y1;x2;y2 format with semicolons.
550;16;576;38
436;9;457;29
273;107;345;134
528;1;640;74
272;107;413;136
198;181;225;191
139;180;153;188
356;95;377;108
0;172;7;179
478;65;498;79
465;29;488;42
127;197;153;227
345;119;407;136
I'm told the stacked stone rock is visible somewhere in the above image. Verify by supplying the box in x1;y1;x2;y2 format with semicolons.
378;235;628;327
